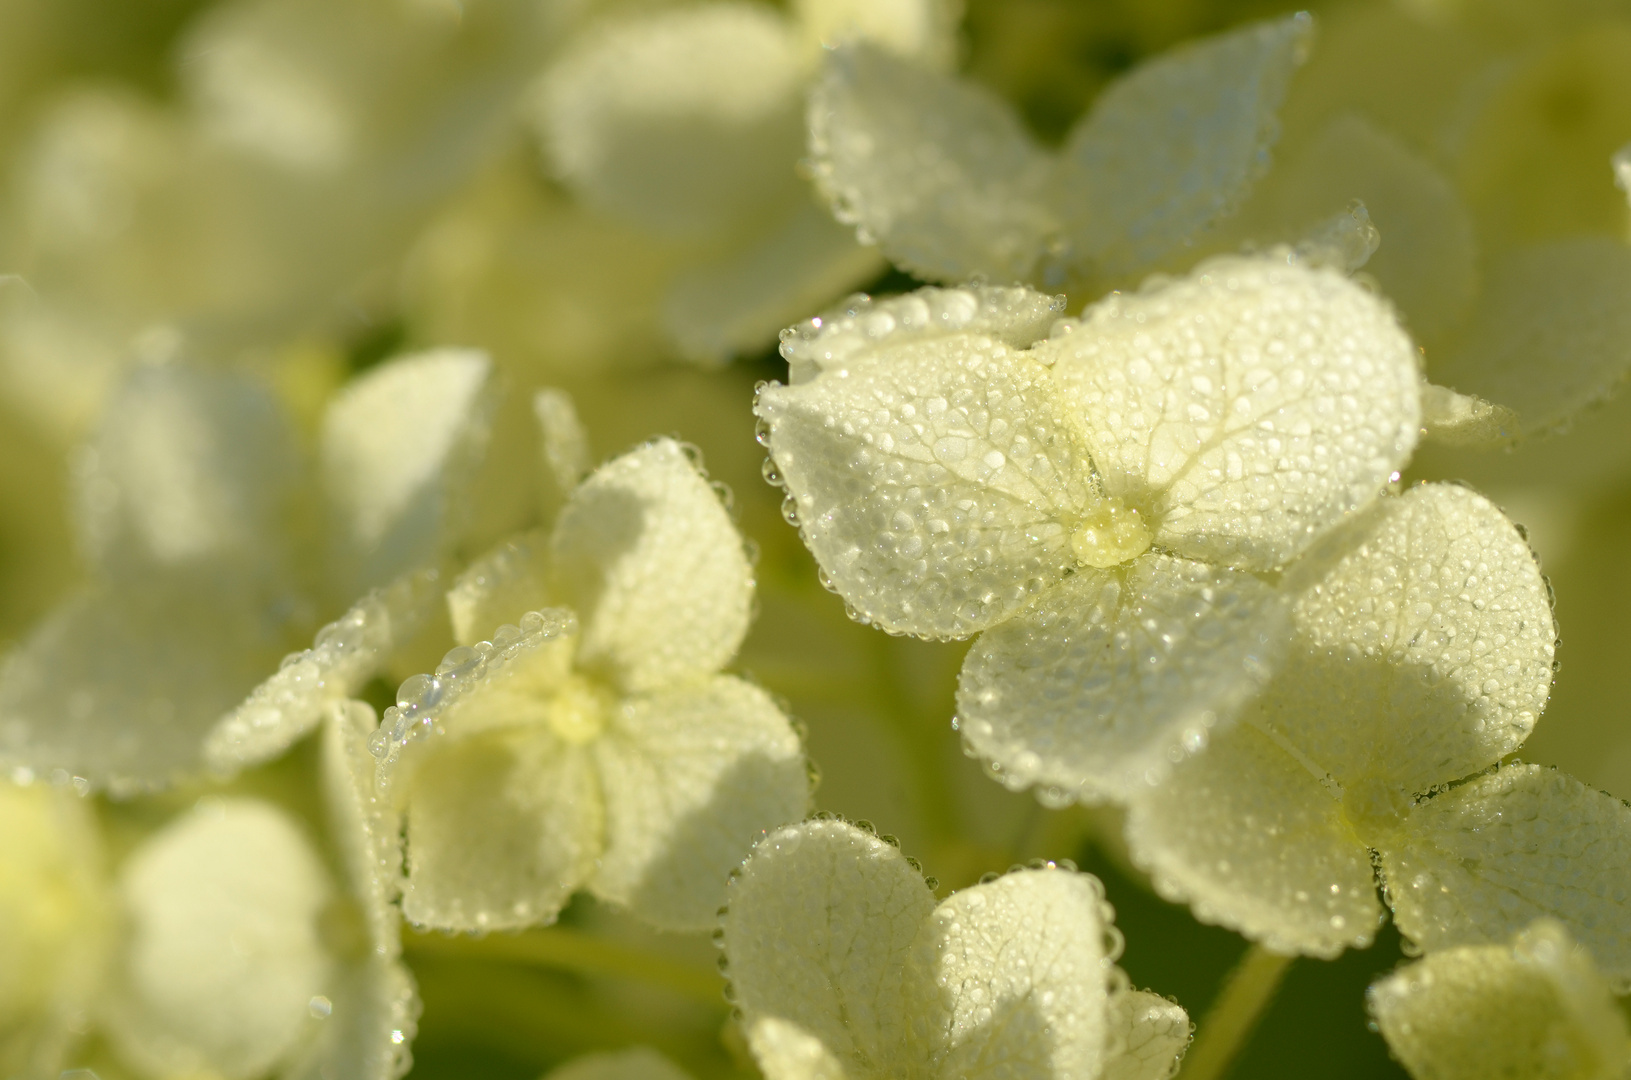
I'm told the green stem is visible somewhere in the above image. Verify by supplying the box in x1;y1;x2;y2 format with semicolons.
1179;944;1295;1080
404;925;726;1008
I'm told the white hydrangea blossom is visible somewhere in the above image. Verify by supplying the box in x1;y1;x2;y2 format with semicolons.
1121;482;1631;971
1369;919;1631;1080
720;818;1191;1080
807;15;1312;291
372;438;809;933
530;0;957;360
757;255;1422;802
0;349;496;793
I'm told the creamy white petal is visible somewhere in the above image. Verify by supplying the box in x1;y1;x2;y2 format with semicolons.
793;0;957;66
914;869;1115;1080
1253;484;1555;809
1369;920;1631;1080
1419;384;1519;449
1429;238;1631;438
746;1017;851;1080
0;782;110;1080
1047;254;1421;570
1102;990;1191;1080
1123;722;1381;959
445;530;553;648
549;439;754;693
533;4;807;237
321;701;403;951
757;326;1095;640
321;348;497;600
0;574;294;794
1058;15;1312;281
103;799;333;1080
75;364;299;574
547;1047;698;1080
207;569;442;773
721;820;936;1076
957;555;1286;803
590;676;808;932
533;388;591;513
1384;766;1631;986
807;44;1057;284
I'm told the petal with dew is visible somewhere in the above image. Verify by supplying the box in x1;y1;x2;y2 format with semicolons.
913;869;1116;1080
1046;253;1421;570
957;554;1286;803
549;439;752;693
1369;920;1631;1080
533;4;807;238
1252;483;1555;811
722;819;936;1076
445;530;552;649
1102;990;1192;1080
1059;14;1313;282
1429;238;1631;438
103;799;334;1080
807;44;1057;284
321;348;496;602
1419;384;1519;449
758;318;1095;641
0;574;296;794
1384;766;1631;986
590;676;808;932
207;569;442;774
1124;722;1381;959
746;1017;851;1080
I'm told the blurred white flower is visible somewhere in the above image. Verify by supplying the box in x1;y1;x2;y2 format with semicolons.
720;817;1191;1080
373;437;809;932
757;253;1421;802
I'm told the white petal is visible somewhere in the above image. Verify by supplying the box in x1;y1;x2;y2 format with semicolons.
757;317;1095;640
75;364;299;574
807;44;1057;283
1419;384;1519;448
533;4;807;237
957;555;1286;803
321;348;497;601
590;676;808;932
1046;253;1422;570
746;1017;851;1080
104;799;334;1080
1369;920;1631;1080
207;569;442;774
533;388;591;511
721;819;936;1076
1429;238;1631;437
445;530;552;648
793;0;957;66
1058;14;1312;281
0;575;294;794
0;782;110;1080
1253;484;1555;806
549;439;753;693
662;201;885;365
915;869;1114;1080
1102;990;1191;1080
1385;766;1631;986
546;1047;698;1080
1123;722;1381;959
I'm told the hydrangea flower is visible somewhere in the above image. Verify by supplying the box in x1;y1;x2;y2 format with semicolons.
806;15;1312;293
1368;919;1631;1080
0;348;495;792
530;0;957;360
720;818;1192;1080
756;255;1422;803
1123;482;1631;971
371;437;809;932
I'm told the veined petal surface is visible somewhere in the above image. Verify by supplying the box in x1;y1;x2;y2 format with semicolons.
590;676;808;932
957;555;1286;803
757;329;1095;640
1047;254;1420;571
1384;766;1631;986
746;1017;852;1080
549;439;753;693
1124;722;1380;958
1102;990;1191;1080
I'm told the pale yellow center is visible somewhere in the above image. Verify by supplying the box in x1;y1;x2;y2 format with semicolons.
1070;499;1153;569
1340;776;1411;849
545;674;615;746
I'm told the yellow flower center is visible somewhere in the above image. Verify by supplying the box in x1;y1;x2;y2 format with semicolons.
1070;499;1152;569
545;674;615;746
